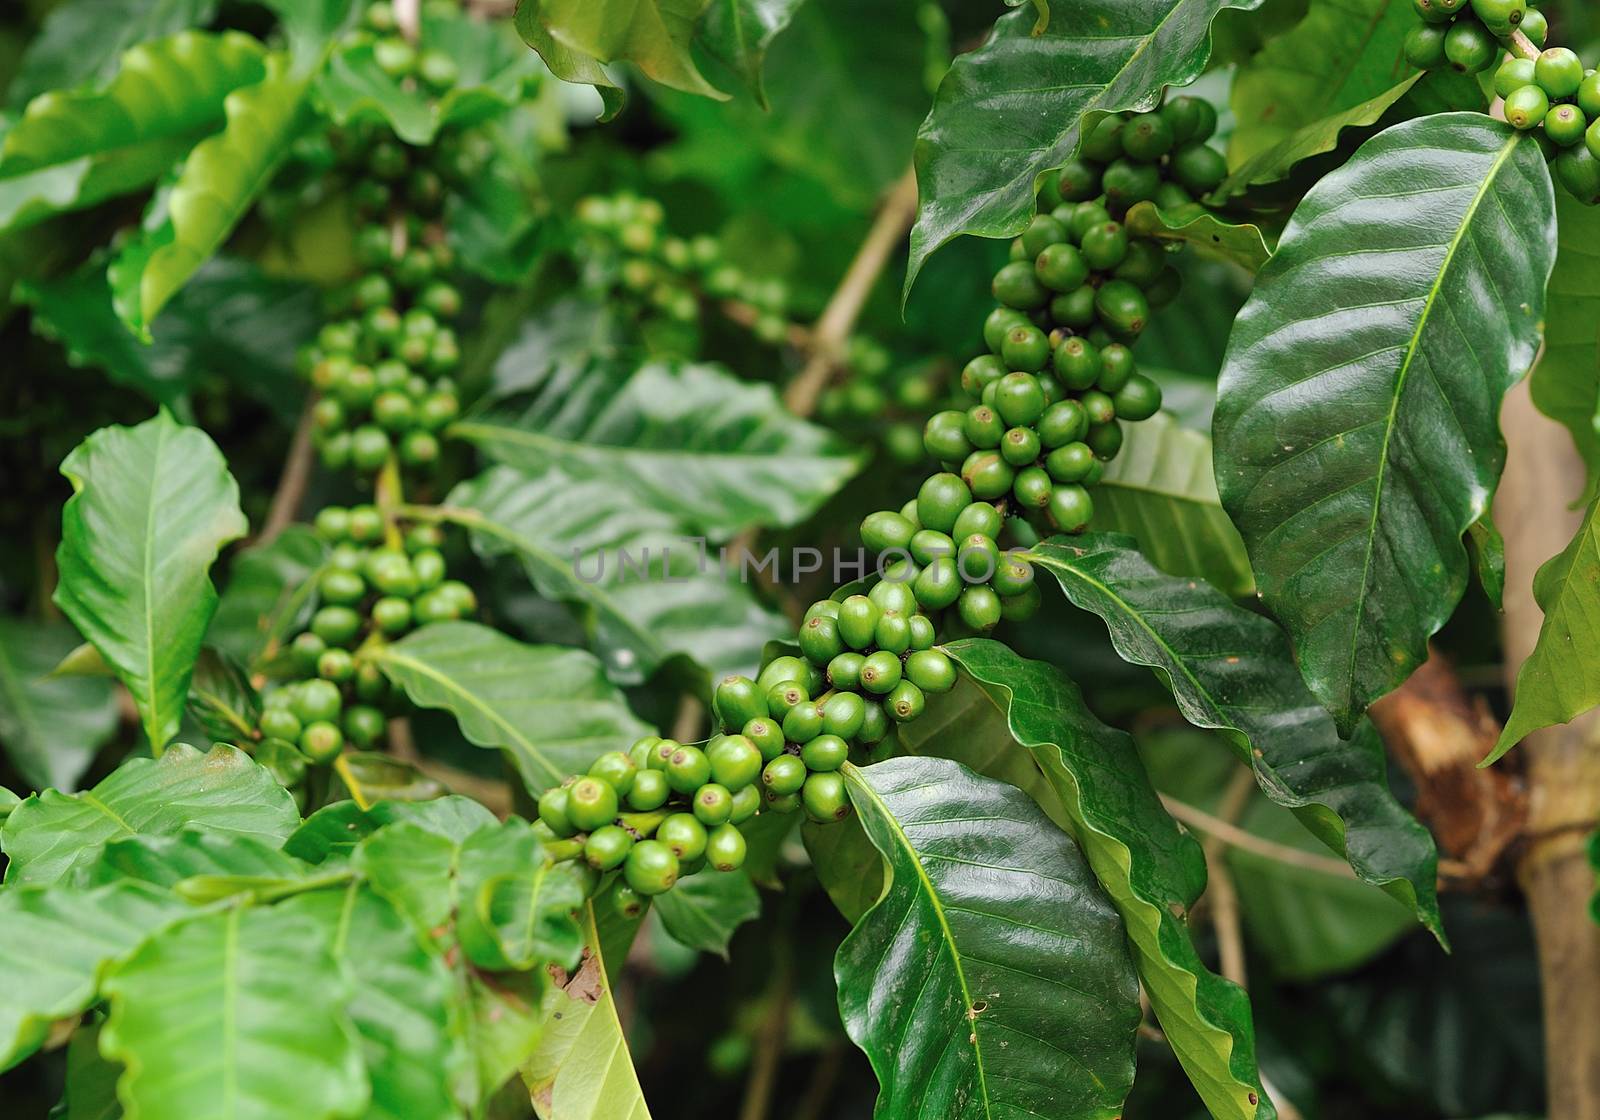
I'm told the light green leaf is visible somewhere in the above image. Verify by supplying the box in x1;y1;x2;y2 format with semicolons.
1;743;300;886
511;0;625;121
1124;201;1271;273
906;0;1260;297
838;755;1139;1120
0;881;184;1070
54;412;248;751
356;820;464;935
207;525;328;671
109;53;314;337
1028;535;1444;939
455;356;861;538
316;11;538;145
7;0;219;108
0;617;118;791
696;0;805;106
1093;411;1253;598
457;818;586;972
282;884;467;1120
1529;192;1600;492
1215;74;1421;199
524;905;652;1120
1492;497;1600;759
1214;115;1556;733
370;621;650;794
85;829;307;895
651;867;760;957
446;465;786;686
99;905;370;1120
284;795;498;864
939;639;1274;1120
332;752;448;806
0;31;267;234
528;0;723;100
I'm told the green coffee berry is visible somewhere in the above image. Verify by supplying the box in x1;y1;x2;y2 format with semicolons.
1537;47;1585;98
624;839;679;895
627;769;671;811
707;823;748;871
762;755;808;796
666;745;712;793
585;826;634;871
802;772;851;823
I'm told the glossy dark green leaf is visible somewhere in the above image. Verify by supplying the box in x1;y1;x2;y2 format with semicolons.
0;31;267;234
20;256;319;418
1094;411;1253;598
446;465;785;686
525;0;724;100
7;0;219;107
455;356;860;538
316;11;538;144
1;743;300;886
906;0;1260;296
1124;202;1271;273
100;905;369;1120
333;751;448;806
1028;535;1444;938
54;412;248;751
0;617;118;791
939;639;1274;1120
697;0;804;106
523;905;652;1120
801;811;881;924
652;867;760;956
1529;193;1600;492
282;884;464;1120
207;525;328;671
109;54;315;336
1491;497;1600;760
838;755;1140;1120
1214;114;1556;733
0;881;184;1070
371;621;650;794
1227;0;1413;163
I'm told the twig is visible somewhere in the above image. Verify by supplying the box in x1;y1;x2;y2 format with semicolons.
738;946;794;1120
393;0;421;41
791;1044;844;1120
1161;794;1360;879
388;715;419;762
782;167;920;417
1199;770;1256;988
1506;27;1540;60
718;299;813;349
1369;648;1525;883
261;399;317;543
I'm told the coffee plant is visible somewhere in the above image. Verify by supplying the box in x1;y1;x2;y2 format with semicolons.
1;0;1598;1117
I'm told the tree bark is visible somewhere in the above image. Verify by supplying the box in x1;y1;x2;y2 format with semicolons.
1497;379;1600;1119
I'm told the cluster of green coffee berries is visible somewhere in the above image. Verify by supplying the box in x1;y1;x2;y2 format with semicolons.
1406;2;1600;202
252;507;476;765
1054;96;1229;217
573;190;797;344
530;99;1192;910
818;339;953;466
340;0;466;91
295;120;473;474
854;177;1168;580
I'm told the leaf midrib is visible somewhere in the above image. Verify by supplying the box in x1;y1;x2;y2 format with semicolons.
373;645;560;786
844;764;993;1118
1344;131;1520;712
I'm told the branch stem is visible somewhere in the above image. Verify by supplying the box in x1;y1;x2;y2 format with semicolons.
1161;794;1359;879
782;167;920;417
261;398;317;543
